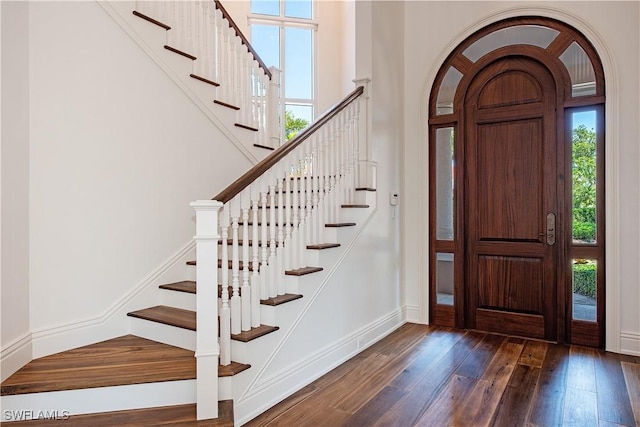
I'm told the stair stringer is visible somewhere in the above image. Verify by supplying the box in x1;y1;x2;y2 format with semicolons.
222;194;404;423
98;1;269;165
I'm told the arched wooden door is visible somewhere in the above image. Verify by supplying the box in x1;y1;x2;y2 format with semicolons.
465;56;559;341
428;17;606;347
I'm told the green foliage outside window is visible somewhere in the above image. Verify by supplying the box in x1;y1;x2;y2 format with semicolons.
285;110;309;140
573;261;597;298
572;124;596;242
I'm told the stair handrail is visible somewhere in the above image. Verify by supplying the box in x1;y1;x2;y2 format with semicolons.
213;0;272;80
214;85;365;203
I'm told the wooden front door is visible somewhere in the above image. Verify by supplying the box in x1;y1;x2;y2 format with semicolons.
465;56;559;341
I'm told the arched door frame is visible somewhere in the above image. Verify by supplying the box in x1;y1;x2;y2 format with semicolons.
419;8;619;350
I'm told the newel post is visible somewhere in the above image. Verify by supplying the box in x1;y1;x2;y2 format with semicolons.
190;200;223;420
268;66;282;148
352;77;375;189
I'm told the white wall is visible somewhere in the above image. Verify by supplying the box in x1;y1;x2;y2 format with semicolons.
24;1;251;348
1;1;33;380
401;1;640;354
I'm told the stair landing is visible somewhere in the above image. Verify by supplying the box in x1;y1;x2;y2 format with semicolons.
1;335;196;396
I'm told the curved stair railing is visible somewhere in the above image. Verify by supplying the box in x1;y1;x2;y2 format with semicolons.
134;0;280;148
191;85;367;419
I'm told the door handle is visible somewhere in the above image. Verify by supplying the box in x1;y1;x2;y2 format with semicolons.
539;213;556;245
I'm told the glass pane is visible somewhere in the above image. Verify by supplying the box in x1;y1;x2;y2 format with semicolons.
436;253;454;305
435;67;463;115
435;127;455;240
463;25;560;62
285;104;312;140
285;27;313;99
571;110;597;244
285;0;312;19
251;0;280;16
572;259;597;322
251;25;280;68
560;42;596;97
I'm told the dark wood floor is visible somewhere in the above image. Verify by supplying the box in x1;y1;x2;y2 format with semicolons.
245;323;640;427
3;325;639;426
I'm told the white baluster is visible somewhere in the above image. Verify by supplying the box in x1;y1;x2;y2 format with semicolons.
311;135;320;244
219;205;231;365
241;191;251;332
230;199;241;336
277;176;286;295
269;183;277;297
291;169;299;269
284;170;293;271
260;189;269;299
251;193;261;327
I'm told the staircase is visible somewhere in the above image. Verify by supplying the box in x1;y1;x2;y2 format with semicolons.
1;1;378;424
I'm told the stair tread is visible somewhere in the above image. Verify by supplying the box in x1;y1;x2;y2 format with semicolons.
285;266;323;276
341;204;370;208
307;243;341;250
160;281;302;306
187;259;257;270
231;325;279;342
325;222;357;227
261;293;304;306
1;402;235;427
128;305;196;330
0;335;196;395
160;280;196;294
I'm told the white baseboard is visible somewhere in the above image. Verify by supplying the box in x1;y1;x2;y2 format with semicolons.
235;309;406;425
1;380;195;422
29;242;195;359
1;333;33;382
620;331;640;356
404;304;422;323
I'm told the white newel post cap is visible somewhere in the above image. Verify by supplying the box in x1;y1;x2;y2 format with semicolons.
190;200;223;237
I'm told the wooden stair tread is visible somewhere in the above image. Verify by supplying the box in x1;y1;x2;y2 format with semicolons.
235;123;259;132
307;243;340;250
132;10;171;30
355;187;377;192
261;293;304;306
164;45;196;60
341;204;370;208
285;266;323;276
214;99;240;110
3;401;235;426
160;280;196;294
128;306;195;331
325;222;356;227
0;335;195;395
159;282;302;306
187;259;257;271
253;143;275;151
231;325;279;342
189;73;220;87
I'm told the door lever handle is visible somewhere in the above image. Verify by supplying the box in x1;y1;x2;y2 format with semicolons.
540;213;556;245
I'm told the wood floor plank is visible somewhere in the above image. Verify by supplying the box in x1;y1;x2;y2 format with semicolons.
595;350;636;426
563;387;598;427
491;364;540;426
518;340;548;368
450;338;525;426
242;385;320;427
343;386;409;426
566;345;597;392
454;333;506;379
621;361;640;424
526;343;570;427
374;331;484;426
414;374;477;427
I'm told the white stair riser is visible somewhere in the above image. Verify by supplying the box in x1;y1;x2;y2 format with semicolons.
1;380;195;422
128;317;195;351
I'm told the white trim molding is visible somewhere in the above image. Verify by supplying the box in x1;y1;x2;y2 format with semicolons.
620;331;640;356
1;333;33;383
